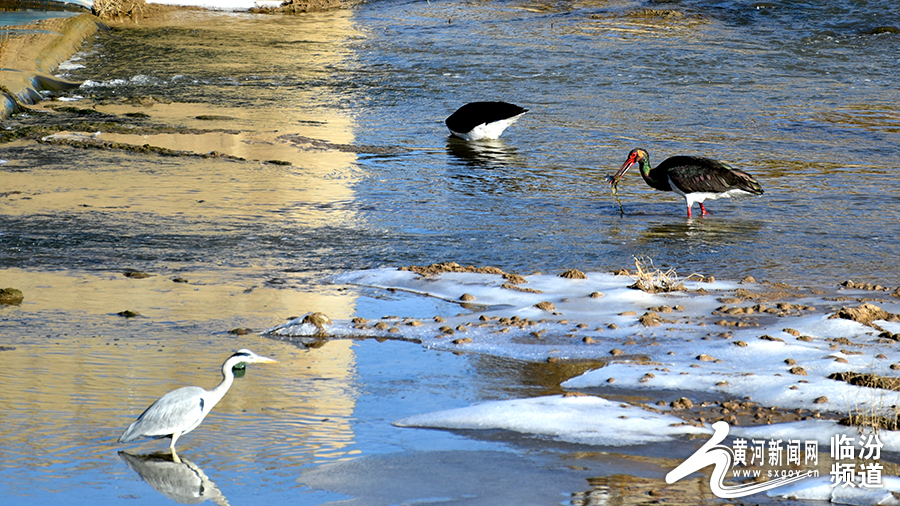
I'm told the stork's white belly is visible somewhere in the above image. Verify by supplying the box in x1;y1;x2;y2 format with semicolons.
450;114;525;141
667;176;753;206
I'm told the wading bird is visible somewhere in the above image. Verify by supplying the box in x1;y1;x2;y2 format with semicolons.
610;148;763;217
118;349;277;451
445;101;528;140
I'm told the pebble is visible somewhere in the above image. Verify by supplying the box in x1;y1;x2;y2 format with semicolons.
671;397;694;410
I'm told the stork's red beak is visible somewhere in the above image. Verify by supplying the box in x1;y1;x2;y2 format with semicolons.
610;152;638;184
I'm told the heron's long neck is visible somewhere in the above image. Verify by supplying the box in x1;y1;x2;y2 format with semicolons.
207;359;239;409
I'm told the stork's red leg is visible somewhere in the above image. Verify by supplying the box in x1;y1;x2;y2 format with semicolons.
686;205;692;218
700;203;710;216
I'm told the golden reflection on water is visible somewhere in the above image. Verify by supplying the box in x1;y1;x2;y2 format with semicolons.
1;268;354;322
0;324;360;473
0;9;368;481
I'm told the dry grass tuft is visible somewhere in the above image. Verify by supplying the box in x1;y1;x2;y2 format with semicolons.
625;257;685;293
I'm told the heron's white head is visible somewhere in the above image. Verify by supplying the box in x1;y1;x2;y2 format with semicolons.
230;349;277;366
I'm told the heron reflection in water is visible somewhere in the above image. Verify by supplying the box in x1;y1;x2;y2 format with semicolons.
118;349;277;457
119;451;229;506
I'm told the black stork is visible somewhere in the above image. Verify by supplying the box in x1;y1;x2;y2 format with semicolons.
609;148;764;218
445;101;528;141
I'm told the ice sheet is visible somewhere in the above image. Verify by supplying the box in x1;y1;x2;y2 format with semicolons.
266;267;900;502
268;267;900;414
394;394;711;446
146;0;283;11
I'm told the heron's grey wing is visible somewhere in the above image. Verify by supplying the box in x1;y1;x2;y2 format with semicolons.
120;386;208;442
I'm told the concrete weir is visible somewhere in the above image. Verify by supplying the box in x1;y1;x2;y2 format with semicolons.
0;13;103;119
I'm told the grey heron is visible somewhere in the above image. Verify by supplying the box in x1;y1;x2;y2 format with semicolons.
118;349;277;451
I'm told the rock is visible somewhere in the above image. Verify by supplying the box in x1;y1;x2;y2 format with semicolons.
452;337;472;345
785;358;797;365
0;287;24;304
534;301;556;311
589;291;604;298
302;312;331;329
228;327;253;335
697;354;716;361
123;271;151;279
558;269;587;279
733;341;748;347
814;396;828;404
116;310;140;318
609;348;624;356
831;303;899;326
460;293;476;302
639;312;661;327
789;366;808;376
502;273;527;284
671;397;693;410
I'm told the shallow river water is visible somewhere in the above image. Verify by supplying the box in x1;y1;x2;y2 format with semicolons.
1;0;899;504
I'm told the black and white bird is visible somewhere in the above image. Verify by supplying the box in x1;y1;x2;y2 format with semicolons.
118;349;277;452
445;101;528;140
610;148;764;217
